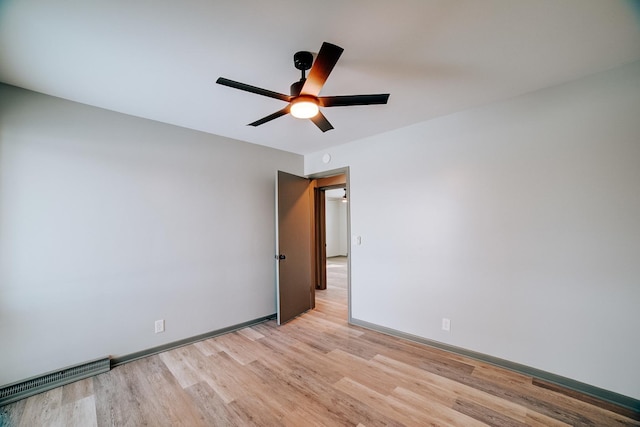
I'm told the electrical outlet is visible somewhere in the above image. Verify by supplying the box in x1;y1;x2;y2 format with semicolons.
441;318;451;332
154;319;165;333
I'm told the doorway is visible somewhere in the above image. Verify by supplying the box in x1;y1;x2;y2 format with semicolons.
310;170;350;320
314;177;347;291
318;187;349;321
275;168;350;324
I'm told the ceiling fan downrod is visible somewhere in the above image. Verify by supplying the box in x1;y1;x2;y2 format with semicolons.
291;51;313;96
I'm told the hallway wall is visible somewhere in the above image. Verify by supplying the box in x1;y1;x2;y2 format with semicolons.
326;197;348;257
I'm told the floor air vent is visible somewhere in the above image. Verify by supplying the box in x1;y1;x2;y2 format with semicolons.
0;357;110;406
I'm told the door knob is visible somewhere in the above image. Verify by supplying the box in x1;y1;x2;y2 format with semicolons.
278;254;286;260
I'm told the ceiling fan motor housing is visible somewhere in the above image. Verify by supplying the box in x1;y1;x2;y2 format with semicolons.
290;80;304;96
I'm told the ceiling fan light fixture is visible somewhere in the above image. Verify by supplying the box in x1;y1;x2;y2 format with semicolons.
290;96;319;119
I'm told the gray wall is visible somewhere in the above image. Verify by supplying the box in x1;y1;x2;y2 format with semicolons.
305;61;640;399
325;198;348;257
0;84;302;386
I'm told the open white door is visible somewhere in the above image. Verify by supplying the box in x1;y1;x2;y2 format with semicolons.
275;170;313;325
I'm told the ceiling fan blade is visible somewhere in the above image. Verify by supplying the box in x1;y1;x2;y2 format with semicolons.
319;93;390;107
301;42;344;96
310;111;334;132
217;77;292;102
248;106;291;127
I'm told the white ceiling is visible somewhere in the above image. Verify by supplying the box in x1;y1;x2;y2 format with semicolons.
1;1;639;155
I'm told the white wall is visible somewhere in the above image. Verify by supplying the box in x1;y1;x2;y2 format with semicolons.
325;198;348;257
305;61;640;399
0;84;302;386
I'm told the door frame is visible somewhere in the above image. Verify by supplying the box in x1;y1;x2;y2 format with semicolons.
307;166;351;322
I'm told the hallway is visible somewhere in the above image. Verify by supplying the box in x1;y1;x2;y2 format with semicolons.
315;256;348;321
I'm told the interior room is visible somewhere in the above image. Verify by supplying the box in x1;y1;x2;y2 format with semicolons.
1;0;639;424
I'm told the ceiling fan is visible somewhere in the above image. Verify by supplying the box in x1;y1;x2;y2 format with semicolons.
216;42;390;132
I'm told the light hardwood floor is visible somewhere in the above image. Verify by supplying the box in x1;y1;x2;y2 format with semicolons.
2;257;638;426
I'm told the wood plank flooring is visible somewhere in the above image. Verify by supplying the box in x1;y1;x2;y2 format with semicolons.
2;257;638;426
